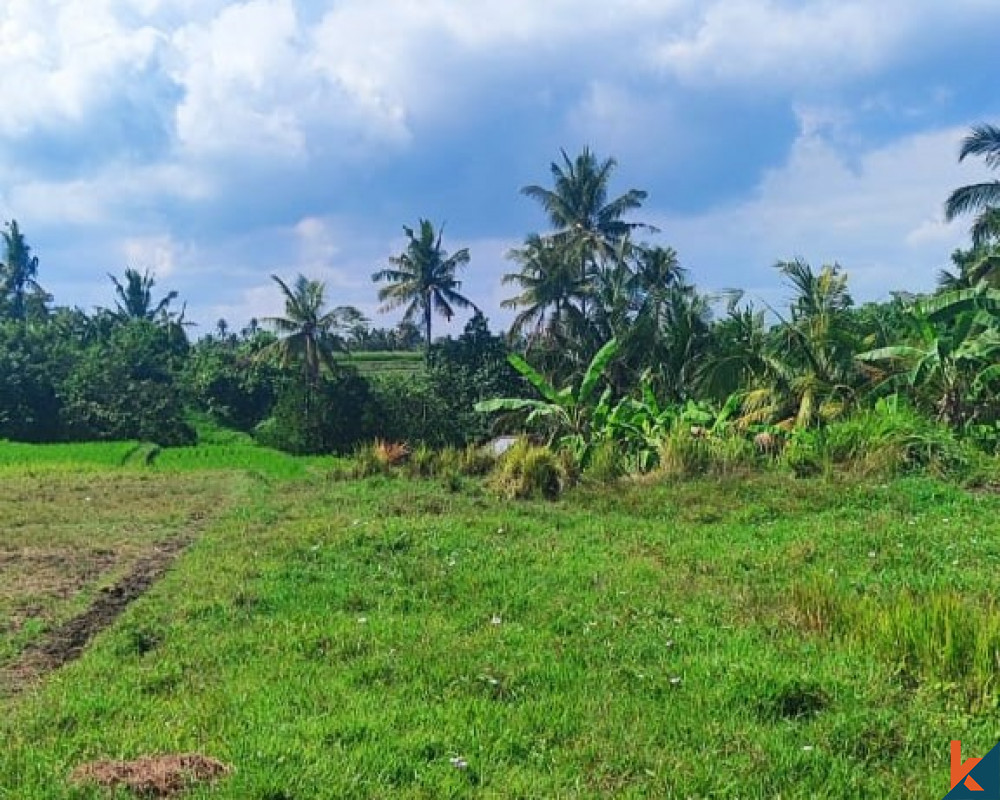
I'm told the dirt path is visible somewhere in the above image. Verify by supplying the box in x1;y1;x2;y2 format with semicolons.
1;537;192;698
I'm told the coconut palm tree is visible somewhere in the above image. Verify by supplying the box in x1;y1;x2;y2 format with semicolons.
372;220;476;348
741;260;861;429
938;246;1000;291
260;274;349;386
521;148;652;266
0;220;44;322
501;234;589;343
107;268;180;322
945;124;1000;240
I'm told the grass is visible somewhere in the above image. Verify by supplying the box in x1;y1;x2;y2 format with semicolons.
0;441;143;471
0;469;236;673
342;350;425;378
1;440;999;796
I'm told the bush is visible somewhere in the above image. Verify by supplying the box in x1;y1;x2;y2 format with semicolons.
782;432;825;478
707;434;758;476
256;370;373;455
584;439;627;482
182;340;278;431
489;439;567;500
59;320;196;446
367;374;465;447
658;428;759;480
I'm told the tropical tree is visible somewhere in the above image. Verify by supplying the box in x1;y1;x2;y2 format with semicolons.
502;234;589;343
107;268;180;322
260;274;350;386
857;289;1000;427
741;260;861;429
698;295;769;402
617;245;711;399
475;338;620;462
938;246;1000;291
0;220;45;322
372;220;476;348
521;148;652;268
945;124;1000;241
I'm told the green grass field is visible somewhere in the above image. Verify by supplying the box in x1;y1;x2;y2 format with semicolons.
342;350;425;378
1;440;998;797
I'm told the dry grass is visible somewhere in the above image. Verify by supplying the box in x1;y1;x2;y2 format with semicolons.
0;470;234;672
70;754;231;797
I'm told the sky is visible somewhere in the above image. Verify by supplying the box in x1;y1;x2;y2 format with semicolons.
1;0;999;336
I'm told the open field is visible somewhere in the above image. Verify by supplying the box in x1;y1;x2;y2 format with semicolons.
341;350;425;378
1;442;999;797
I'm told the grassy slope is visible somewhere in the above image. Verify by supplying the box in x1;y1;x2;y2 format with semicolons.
1;446;999;797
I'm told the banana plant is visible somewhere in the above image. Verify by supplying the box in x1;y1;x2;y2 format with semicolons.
475;338;620;459
858;289;1000;427
589;375;744;473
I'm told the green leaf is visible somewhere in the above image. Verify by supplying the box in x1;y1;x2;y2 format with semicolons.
856;346;926;363
578;338;620;406
474;398;554;415
920;288;1000;322
507;353;561;404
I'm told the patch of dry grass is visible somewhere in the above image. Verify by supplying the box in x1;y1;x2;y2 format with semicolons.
0;471;234;671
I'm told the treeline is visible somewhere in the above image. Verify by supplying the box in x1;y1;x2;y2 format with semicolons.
0;277;521;451
2;127;1000;463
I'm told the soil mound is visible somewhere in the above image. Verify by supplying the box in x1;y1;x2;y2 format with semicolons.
70;753;231;797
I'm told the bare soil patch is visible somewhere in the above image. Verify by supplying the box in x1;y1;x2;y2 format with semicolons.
70;753;231;797
1;538;192;695
0;472;235;695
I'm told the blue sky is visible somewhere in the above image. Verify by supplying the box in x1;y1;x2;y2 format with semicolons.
1;0;999;335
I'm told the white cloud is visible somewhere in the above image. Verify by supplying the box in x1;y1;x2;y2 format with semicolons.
656;124;984;301
6;163;213;229
170;0;311;158
0;0;163;137
119;234;189;278
653;0;1000;91
655;1;895;89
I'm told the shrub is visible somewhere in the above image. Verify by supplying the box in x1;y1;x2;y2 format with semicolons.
368;373;465;447
349;442;394;479
489;439;567;500
706;434;758;476
458;444;496;477
795;401;997;483
782;432;825;478
374;439;411;467
405;443;438;478
256;370;373;455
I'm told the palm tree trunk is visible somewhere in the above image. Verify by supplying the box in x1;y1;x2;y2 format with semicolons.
424;299;432;350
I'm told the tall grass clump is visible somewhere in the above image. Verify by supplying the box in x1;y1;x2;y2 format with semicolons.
584;439;627;482
787;576;1000;704
657;428;711;479
786;398;997;483
657;429;758;480
489;439;567;500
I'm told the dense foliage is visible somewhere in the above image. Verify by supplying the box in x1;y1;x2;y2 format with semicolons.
3;125;1000;467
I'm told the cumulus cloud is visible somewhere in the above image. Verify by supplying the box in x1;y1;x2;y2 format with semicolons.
2;0;999;331
657;123;985;302
653;0;1000;92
